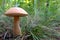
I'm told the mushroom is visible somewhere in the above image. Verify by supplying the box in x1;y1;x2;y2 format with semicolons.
5;7;28;37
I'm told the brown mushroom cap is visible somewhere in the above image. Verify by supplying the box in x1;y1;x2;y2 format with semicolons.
5;7;28;17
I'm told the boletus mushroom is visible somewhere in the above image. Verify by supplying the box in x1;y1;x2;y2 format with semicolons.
5;7;28;37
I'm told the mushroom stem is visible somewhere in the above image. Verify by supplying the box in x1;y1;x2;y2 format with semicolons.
13;16;21;36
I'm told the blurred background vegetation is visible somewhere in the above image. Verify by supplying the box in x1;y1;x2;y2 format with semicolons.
0;0;60;40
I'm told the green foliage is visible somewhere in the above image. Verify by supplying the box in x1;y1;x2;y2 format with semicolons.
0;0;60;40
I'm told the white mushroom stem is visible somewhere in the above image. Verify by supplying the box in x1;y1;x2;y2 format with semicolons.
13;16;21;36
